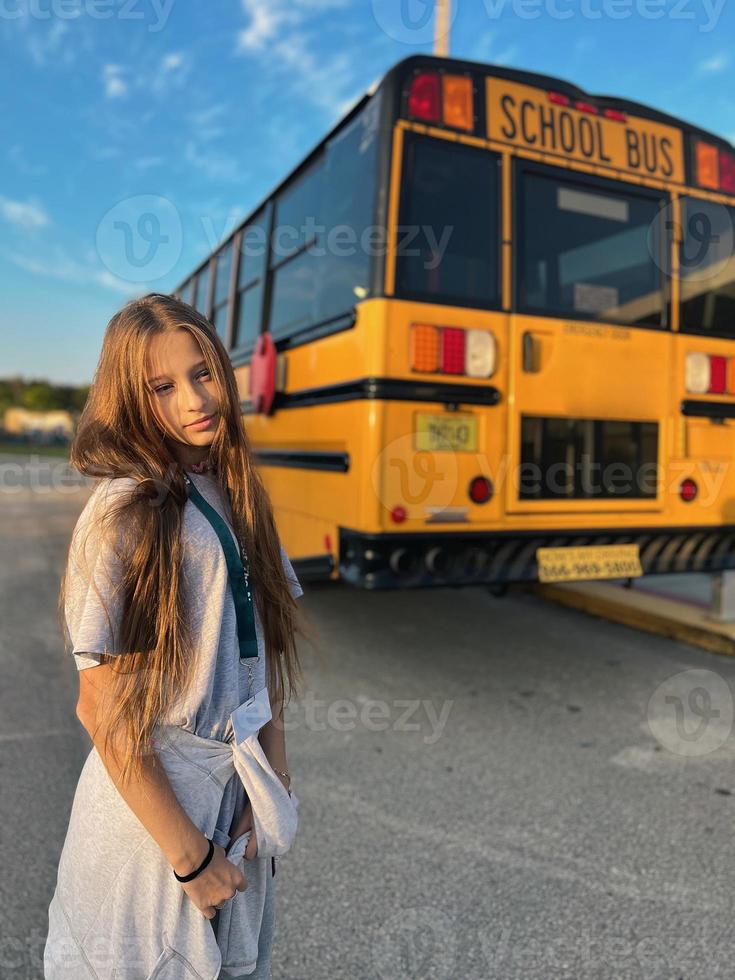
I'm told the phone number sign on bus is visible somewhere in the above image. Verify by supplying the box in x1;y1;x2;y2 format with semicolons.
487;79;684;183
536;544;644;583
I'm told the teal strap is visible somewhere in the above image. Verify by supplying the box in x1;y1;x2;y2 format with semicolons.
184;475;258;660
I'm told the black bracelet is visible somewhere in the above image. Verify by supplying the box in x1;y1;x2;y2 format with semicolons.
173;837;214;883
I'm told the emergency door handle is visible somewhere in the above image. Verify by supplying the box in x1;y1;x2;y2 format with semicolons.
522;331;541;373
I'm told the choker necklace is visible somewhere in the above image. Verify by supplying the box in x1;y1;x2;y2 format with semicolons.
187;457;216;475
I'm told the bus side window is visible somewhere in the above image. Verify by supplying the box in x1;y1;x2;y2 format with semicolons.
233;208;270;354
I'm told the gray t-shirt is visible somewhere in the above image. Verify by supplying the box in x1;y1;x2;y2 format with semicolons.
64;472;303;741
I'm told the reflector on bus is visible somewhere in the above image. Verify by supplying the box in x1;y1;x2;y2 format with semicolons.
680;478;698;502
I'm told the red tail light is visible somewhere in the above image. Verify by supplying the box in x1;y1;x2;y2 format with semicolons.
407;73;441;123
440;327;466;374
720;150;735;195
709;356;727;394
680;478;698;503
469;476;493;504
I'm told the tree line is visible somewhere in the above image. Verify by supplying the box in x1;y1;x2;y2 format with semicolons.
0;377;90;417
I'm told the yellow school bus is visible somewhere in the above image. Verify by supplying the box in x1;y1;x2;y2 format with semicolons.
174;54;735;588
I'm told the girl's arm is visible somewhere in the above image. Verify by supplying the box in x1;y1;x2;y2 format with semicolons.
76;663;247;917
258;688;289;784
229;688;290;859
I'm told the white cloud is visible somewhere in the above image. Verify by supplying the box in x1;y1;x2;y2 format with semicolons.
238;2;294;51
699;55;728;73
3;5;98;68
162;52;185;71
100;53;189;103
493;44;519;66
188;103;229;128
271;33;361;120
105;77;127;98
237;1;364;120
103;64;128;99
238;0;352;53
2;247;139;295
151;50;190;96
0;196;49;230
27;19;71;68
95;269;142;294
184;141;244;182
185;103;229;144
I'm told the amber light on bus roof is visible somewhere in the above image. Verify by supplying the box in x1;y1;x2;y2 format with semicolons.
407;71;473;131
694;140;735;194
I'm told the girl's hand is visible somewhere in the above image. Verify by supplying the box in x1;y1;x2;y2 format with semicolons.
176;841;248;919
229;799;258;860
227;773;290;861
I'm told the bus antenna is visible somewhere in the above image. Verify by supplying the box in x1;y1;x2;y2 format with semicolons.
434;0;451;57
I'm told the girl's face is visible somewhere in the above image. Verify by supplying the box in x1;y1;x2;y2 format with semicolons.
146;329;220;464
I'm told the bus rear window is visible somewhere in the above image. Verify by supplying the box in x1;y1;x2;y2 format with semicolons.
680;197;735;338
518;168;669;328
520;416;659;500
396;134;500;308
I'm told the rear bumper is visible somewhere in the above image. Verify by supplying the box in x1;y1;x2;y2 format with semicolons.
338;525;735;589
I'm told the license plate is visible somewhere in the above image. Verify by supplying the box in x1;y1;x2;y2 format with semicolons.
536;544;642;583
415;414;478;452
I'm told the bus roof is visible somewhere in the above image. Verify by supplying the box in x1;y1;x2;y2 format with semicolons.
382;54;734;153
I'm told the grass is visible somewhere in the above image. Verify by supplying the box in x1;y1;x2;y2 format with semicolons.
0;441;71;458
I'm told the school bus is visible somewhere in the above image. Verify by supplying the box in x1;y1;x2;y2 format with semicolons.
174;54;735;589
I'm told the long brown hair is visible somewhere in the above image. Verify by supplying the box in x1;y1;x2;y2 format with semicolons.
59;292;312;783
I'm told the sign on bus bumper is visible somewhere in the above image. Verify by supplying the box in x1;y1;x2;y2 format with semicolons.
536;544;643;583
337;528;731;589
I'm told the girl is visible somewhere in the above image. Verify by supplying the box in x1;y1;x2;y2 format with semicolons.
44;293;310;979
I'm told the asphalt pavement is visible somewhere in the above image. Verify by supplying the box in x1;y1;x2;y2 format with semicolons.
2;454;735;980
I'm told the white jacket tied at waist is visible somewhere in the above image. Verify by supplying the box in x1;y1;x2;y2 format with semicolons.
44;689;300;979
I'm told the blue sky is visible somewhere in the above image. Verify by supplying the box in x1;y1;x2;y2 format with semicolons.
2;0;734;385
